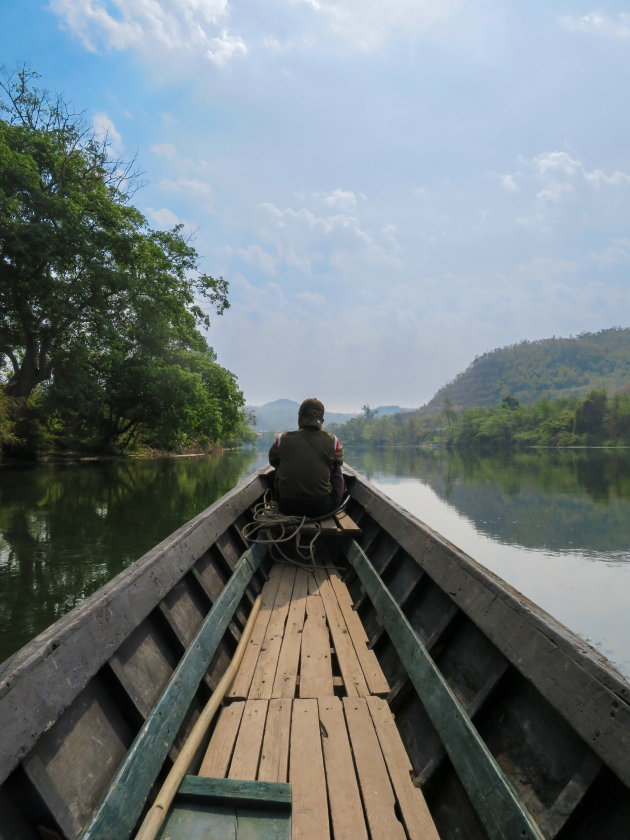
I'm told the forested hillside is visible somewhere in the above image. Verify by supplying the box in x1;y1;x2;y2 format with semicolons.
425;328;630;411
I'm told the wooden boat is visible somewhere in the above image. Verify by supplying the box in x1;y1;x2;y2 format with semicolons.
1;465;629;840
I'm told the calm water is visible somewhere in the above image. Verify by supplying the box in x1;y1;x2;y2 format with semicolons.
1;447;629;679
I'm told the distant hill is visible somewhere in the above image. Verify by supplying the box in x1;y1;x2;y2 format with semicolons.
424;328;630;412
247;399;414;431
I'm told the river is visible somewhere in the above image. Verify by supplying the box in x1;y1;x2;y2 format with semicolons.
1;447;629;679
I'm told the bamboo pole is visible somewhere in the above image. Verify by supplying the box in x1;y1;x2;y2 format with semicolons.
134;593;262;840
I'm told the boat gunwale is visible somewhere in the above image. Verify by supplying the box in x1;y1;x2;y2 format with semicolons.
345;466;630;789
0;468;269;786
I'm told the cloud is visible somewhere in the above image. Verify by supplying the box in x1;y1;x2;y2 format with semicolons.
160;176;214;208
561;12;630;40
50;0;246;66
151;142;177;158
236;244;278;275
286;0;464;51
146;207;181;228
92;112;123;154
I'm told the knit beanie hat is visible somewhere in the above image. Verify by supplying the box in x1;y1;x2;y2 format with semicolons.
298;398;325;428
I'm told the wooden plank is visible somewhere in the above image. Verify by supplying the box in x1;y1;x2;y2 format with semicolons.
158;802;237;839
318;697;368;840
335;511;362;534
290;700;330;840
271;569;309;698
366;696;440;840
229;566;284;700
80;542;267;840
179;775;292;810
347;540;545;840
229;700;269;781
328;572;390;696
299;594;333;698
236;810;291;840
200;703;245;779
342;697;406;840
248;566;296;700
313;568;368;697
258;699;292;783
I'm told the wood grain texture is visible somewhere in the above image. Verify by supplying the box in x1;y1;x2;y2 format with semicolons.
229;700;269;781
290;700;330;840
229;566;284;700
318;697;368;840
271;569;308;698
248;567;296;700
366;696;440;840
299;594;333;698
313;568;368;697
343;696;406;840
199;703;245;779
328;572;390;696
258;699;292;783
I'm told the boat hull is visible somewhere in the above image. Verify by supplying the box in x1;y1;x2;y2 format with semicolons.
0;466;628;839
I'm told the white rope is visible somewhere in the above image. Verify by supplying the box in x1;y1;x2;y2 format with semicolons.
241;490;342;571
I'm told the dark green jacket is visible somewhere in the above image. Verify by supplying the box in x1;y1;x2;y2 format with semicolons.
268;428;344;500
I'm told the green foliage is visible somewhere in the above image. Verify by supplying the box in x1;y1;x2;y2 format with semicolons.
426;328;630;412
0;66;247;456
332;389;630;450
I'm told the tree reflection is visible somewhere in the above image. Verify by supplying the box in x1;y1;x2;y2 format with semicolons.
0;451;259;664
346;447;630;555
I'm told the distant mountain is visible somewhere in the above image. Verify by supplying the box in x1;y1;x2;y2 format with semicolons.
423;328;630;412
246;399;414;431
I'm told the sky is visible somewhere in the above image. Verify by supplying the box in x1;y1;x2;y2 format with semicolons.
2;2;630;412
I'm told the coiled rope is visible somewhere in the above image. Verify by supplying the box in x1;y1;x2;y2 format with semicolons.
241;490;345;571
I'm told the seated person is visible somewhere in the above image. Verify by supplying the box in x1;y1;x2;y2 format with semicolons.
268;398;344;517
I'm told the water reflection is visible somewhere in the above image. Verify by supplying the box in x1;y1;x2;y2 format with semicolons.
0;451;266;663
346;447;630;678
348;447;630;555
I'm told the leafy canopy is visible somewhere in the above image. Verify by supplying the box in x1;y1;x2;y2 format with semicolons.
0;66;244;452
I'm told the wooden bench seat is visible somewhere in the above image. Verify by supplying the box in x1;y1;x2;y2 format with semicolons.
198;563;440;839
302;510;362;536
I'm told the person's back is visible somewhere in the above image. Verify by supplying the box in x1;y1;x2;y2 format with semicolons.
268;398;344;517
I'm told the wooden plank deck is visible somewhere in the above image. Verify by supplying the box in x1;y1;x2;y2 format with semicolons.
199;562;439;839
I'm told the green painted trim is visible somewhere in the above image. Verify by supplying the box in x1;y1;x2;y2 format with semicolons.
80;543;267;840
347;540;545;840
178;776;292;811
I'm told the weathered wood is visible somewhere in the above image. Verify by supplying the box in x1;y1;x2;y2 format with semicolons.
271;569;308;698
229;566;284;700
22;679;134;840
179;774;292;810
343;696;406;840
318;697;368;840
0;471;267;787
290;699;330;840
158;802;237;839
347;540;544;840
299;593;333;698
258;699;292;783
248;567;296;699
366;696;440;840
313;568;368;697
108;617;177;720
328;571;390;696
229;700;268;781
79;542;267;840
199;703;245;778
334;511;362;534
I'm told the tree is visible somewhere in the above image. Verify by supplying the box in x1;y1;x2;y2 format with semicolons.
361;404;378;420
0;66;228;401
